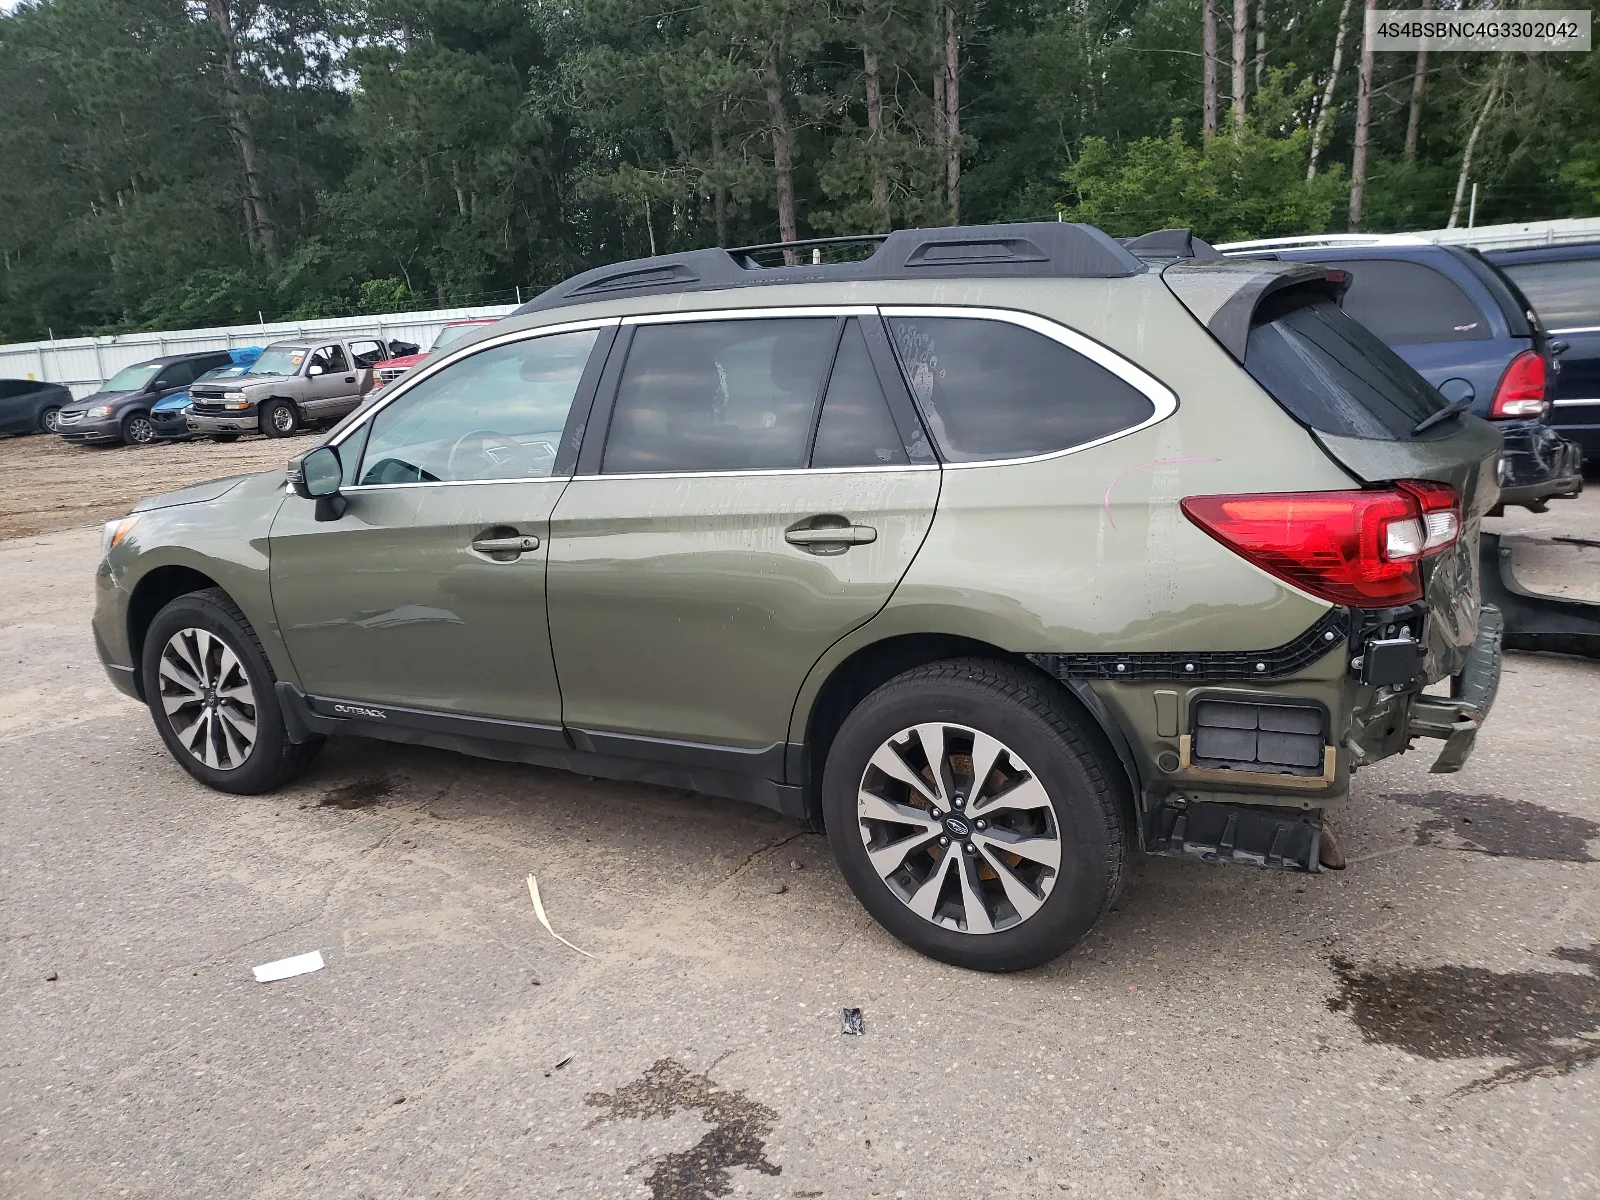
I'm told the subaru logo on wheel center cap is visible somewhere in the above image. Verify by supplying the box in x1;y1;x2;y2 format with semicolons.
945;815;970;837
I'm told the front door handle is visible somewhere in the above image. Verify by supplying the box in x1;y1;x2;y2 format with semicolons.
471;534;540;554
784;524;877;547
344;375;356;383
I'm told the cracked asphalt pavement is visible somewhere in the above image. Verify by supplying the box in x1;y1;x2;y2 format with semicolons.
2;473;1598;1199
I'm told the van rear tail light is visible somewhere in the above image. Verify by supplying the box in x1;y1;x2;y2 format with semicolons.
1181;482;1461;608
1490;350;1547;418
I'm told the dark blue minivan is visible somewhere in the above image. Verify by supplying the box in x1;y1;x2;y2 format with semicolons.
1217;237;1582;512
1486;241;1600;461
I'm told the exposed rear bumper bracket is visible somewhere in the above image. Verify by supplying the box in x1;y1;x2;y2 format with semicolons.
1405;606;1503;775
1143;799;1322;873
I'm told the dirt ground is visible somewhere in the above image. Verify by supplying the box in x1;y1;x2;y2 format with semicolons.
0;432;292;541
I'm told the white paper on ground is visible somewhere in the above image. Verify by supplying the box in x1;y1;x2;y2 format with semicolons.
252;950;325;982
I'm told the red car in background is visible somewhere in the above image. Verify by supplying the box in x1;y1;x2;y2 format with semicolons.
368;318;502;391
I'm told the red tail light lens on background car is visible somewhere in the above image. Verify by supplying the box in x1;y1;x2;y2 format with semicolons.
1490;350;1546;418
1181;482;1461;608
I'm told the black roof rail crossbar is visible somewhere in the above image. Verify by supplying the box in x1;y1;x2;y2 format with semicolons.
514;221;1145;314
727;234;891;262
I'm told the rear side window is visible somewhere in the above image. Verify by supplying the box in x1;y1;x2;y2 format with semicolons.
1245;295;1450;442
1499;258;1600;330
812;321;908;468
603;318;836;473
885;315;1155;462
1325;258;1489;344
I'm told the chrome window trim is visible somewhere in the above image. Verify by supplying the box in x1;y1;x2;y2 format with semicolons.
622;305;878;325
326;316;621;451
1551;324;1600;335
878;304;1179;469
568;464;939;481
343;475;574;493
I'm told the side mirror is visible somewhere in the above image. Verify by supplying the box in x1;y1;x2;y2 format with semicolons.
308;364;325;376
290;445;347;521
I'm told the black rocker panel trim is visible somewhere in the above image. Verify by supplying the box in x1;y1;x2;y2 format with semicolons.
1025;607;1350;683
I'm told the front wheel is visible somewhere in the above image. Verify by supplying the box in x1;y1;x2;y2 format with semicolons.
210;434;240;444
121;411;156;445
822;659;1128;972
140;587;322;793
261;400;300;438
38;407;61;434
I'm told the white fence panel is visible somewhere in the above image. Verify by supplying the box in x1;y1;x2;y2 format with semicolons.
0;303;519;398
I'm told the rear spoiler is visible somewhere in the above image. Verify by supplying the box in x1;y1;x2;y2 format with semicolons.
1161;258;1352;362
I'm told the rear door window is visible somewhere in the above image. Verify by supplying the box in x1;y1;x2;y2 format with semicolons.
1244;293;1451;441
1324;258;1490;344
602;318;836;473
885;314;1156;462
1498;258;1600;330
811;321;908;468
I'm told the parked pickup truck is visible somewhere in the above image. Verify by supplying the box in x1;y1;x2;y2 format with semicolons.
186;337;394;439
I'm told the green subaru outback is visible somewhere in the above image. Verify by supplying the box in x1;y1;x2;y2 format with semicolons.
92;223;1503;971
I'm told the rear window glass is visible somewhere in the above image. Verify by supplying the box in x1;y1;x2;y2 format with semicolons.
1325;258;1490;344
1499;258;1600;330
886;316;1155;462
1244;295;1451;442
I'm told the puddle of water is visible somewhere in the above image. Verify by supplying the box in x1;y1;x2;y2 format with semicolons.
319;777;395;809
1328;945;1600;1094
586;1058;781;1200
1390;790;1599;863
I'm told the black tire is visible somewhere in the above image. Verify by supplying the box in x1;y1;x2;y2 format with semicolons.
140;587;323;794
261;400;300;438
38;406;61;434
121;410;156;445
822;658;1127;972
210;434;240;444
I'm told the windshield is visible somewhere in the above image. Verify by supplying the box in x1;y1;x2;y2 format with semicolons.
430;324;485;353
102;364;161;392
1244;294;1451;441
249;346;309;376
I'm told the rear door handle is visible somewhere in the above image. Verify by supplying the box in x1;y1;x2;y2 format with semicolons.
784;525;877;546
471;535;540;554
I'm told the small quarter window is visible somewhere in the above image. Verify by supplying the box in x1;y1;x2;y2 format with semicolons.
811;321;907;468
886;315;1156;462
358;329;599;484
603;318;836;474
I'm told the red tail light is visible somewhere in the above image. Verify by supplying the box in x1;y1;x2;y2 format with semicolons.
1181;483;1461;608
1490;350;1546;418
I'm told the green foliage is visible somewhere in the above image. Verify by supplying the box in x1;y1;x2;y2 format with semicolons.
1;0;1597;342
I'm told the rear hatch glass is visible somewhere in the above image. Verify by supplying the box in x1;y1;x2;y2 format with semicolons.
1243;292;1453;441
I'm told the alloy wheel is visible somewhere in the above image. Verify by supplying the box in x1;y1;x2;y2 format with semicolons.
157;627;258;770
127;416;155;444
857;722;1062;934
40;408;60;433
271;405;296;433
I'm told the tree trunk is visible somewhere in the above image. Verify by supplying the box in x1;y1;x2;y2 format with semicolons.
206;0;279;268
1254;0;1266;90
864;49;889;229
932;46;946;210
712;114;728;246
1449;63;1505;228
1307;0;1353;180
944;5;960;223
1404;45;1429;161
1202;0;1219;138
1347;0;1376;229
1231;0;1248;136
764;68;798;261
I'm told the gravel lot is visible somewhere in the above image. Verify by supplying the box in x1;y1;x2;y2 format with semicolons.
2;433;1597;1199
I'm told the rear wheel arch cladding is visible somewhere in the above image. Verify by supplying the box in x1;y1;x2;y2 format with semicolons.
802;638;1140;833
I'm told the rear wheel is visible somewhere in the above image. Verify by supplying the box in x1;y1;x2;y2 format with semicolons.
121;411;155;445
823;658;1127;972
262;400;300;438
140;587;322;794
38;407;60;434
